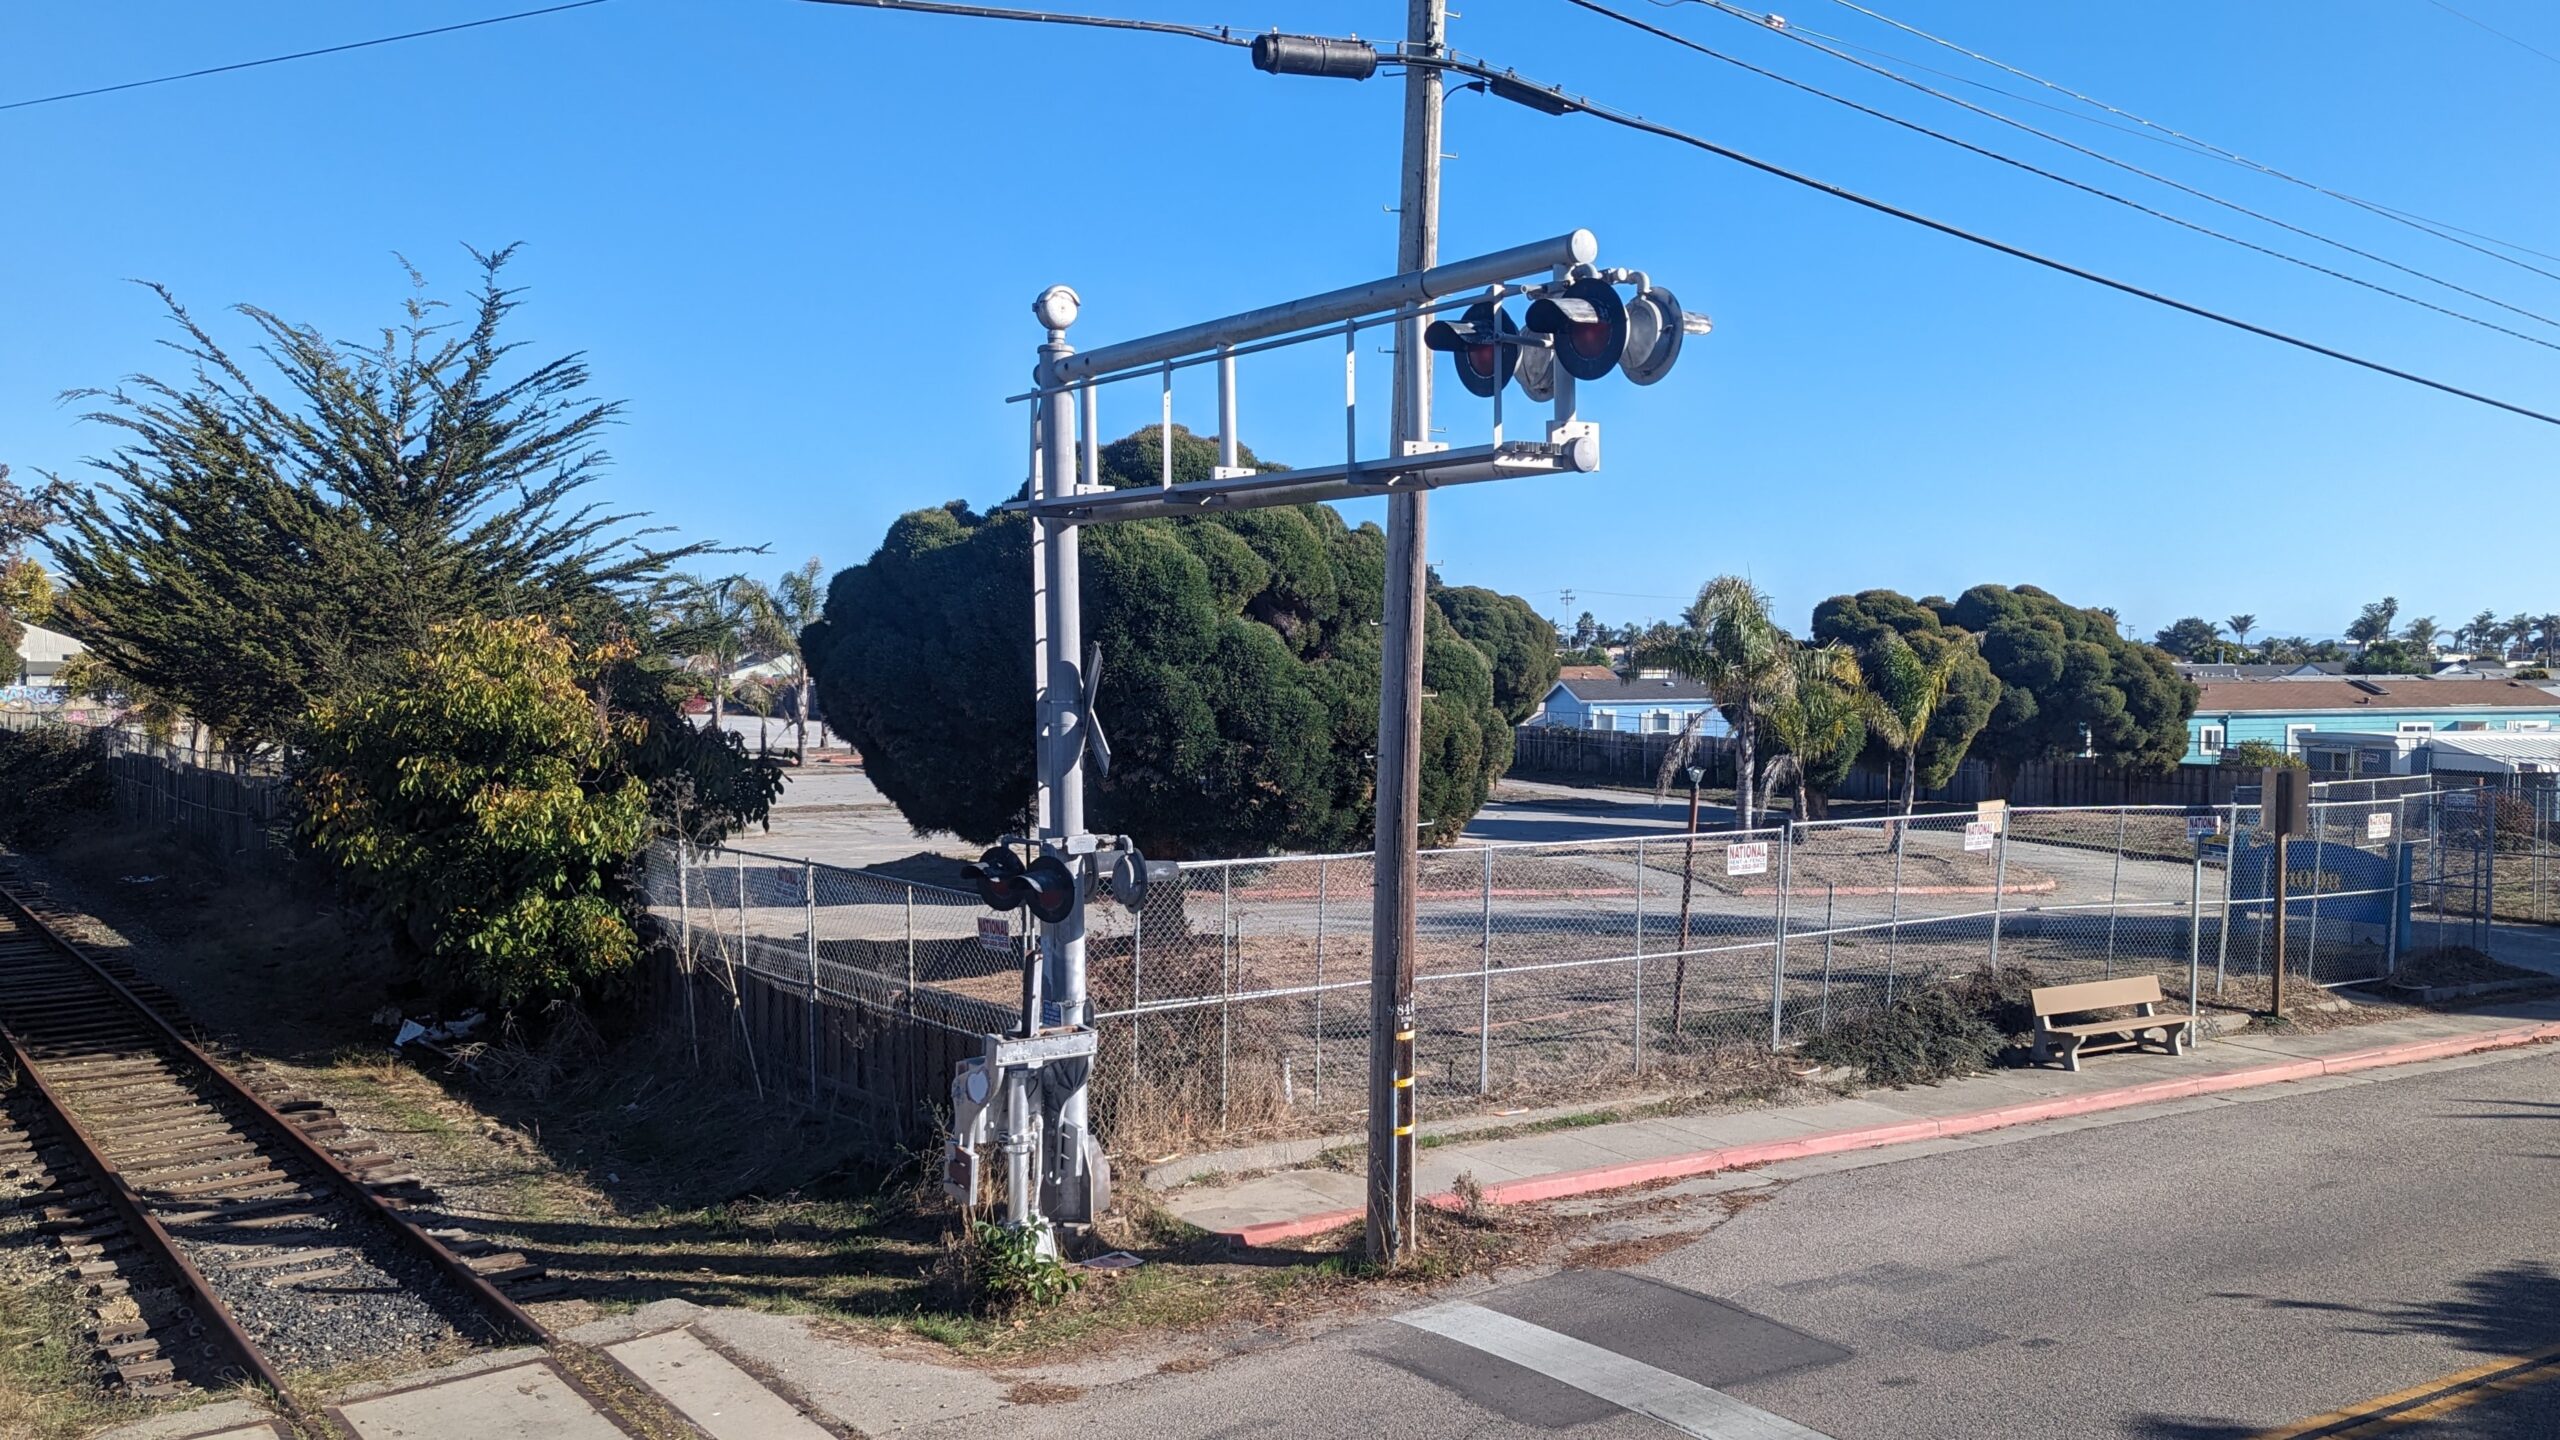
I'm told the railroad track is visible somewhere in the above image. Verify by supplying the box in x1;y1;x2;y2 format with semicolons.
0;873;554;1409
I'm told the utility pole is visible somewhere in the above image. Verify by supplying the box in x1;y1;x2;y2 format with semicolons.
1368;0;1444;1270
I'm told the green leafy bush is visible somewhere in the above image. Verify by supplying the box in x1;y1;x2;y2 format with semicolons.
2218;740;2302;770
297;616;656;1006
0;726;108;847
963;1219;1081;1313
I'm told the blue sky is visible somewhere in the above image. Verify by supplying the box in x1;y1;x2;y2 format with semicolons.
5;1;2556;643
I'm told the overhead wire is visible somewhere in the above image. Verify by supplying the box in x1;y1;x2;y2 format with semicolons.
0;0;614;113
1569;0;2560;351
1802;0;2560;280
2424;0;2560;70
1414;53;2560;428
1630;0;2560;333
792;0;1248;45
790;0;2560;427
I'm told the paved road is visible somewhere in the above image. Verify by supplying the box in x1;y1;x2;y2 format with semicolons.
928;1045;2560;1439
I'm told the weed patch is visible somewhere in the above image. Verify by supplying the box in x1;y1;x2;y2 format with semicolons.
1795;967;2053;1087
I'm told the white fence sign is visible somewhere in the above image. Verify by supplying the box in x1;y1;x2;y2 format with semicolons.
2367;812;2394;841
1963;821;1996;852
1725;841;1769;877
977;916;1012;952
2187;814;2221;839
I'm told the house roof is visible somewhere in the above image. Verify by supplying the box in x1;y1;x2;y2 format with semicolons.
2422;732;2560;772
2176;662;2331;680
1556;664;1618;682
1554;674;1723;704
13;624;81;666
2194;678;2560;713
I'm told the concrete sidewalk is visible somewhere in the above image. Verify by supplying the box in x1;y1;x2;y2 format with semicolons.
1163;996;2560;1244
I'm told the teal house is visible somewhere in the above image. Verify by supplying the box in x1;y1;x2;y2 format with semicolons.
2184;677;2560;765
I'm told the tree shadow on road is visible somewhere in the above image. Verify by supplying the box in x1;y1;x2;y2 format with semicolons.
2130;1259;2560;1437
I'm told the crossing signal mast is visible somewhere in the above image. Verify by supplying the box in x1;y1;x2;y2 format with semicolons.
939;225;1708;1251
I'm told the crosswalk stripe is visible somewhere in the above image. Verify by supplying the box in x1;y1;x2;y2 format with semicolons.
1395;1300;1837;1440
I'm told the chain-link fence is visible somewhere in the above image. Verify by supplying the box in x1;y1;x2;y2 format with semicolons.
648;789;2521;1153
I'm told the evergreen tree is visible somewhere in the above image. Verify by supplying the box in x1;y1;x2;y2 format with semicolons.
47;249;718;751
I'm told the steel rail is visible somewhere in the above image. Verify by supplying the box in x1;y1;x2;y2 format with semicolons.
0;881;550;1351
0;1022;288;1398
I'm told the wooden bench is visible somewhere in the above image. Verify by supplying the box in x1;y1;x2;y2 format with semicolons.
2029;977;2195;1072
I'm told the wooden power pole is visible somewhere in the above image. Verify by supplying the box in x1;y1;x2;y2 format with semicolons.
1367;0;1444;1269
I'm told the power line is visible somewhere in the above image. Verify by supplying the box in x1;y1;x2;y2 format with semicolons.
1803;0;2560;282
1660;0;2560;334
793;0;1248;45
1571;0;2560;351
0;1;614;114
2425;0;2560;69
1418;56;2560;429
796;0;2560;428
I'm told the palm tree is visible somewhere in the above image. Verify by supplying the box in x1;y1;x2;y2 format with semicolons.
1635;576;1793;832
2226;614;2257;659
1861;630;1978;820
736;558;826;760
2460;609;2498;658
2402;615;2445;663
2510;613;2541;661
2347;597;2399;655
2537;614;2560;667
677;576;767;731
1755;644;1865;822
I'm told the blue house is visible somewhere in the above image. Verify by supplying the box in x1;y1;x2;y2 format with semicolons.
1527;671;1733;735
2184;677;2560;765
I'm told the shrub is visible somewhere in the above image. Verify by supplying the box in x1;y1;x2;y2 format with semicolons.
297;616;653;1006
962;1219;1080;1314
0;726;108;847
2218;740;2302;770
1797;967;2052;1087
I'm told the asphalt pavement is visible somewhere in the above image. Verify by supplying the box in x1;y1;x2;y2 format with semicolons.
918;1043;2560;1439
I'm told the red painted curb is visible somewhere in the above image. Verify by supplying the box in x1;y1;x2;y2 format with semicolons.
1212;1019;2560;1247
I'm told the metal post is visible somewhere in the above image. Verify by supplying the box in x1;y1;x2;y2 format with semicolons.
1031;293;1095;1227
678;838;699;1069
1130;892;1143;1096
2386;839;2405;980
1221;864;1234;1126
2216;800;2238;996
903;886;917;1011
1633;836;1648;1072
2269;830;2299;1013
1987;819;2010;973
804;862;820;1107
1770;826;1792;1050
1884;830;1904;1004
1217;345;1240;471
734;851;763;1101
1819;881;1836;1031
1478;845;1493;1096
2304;808;2324;987
1673;778;1700;1032
1313;858;1326;1106
2187;848;2204;1016
2103;806;2126;977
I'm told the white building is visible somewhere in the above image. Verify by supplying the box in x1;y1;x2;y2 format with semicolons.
9;622;81;690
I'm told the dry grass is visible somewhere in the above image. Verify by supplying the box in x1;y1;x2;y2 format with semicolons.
0;819;1670;1376
2391;946;2546;989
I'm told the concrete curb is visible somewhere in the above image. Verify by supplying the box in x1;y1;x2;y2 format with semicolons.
1220;1019;2560;1247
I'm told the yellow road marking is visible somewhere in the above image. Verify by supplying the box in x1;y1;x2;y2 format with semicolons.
2257;1339;2560;1437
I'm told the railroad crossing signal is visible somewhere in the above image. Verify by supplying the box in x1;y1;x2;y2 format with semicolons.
962;846;1078;925
1424;273;1708;394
